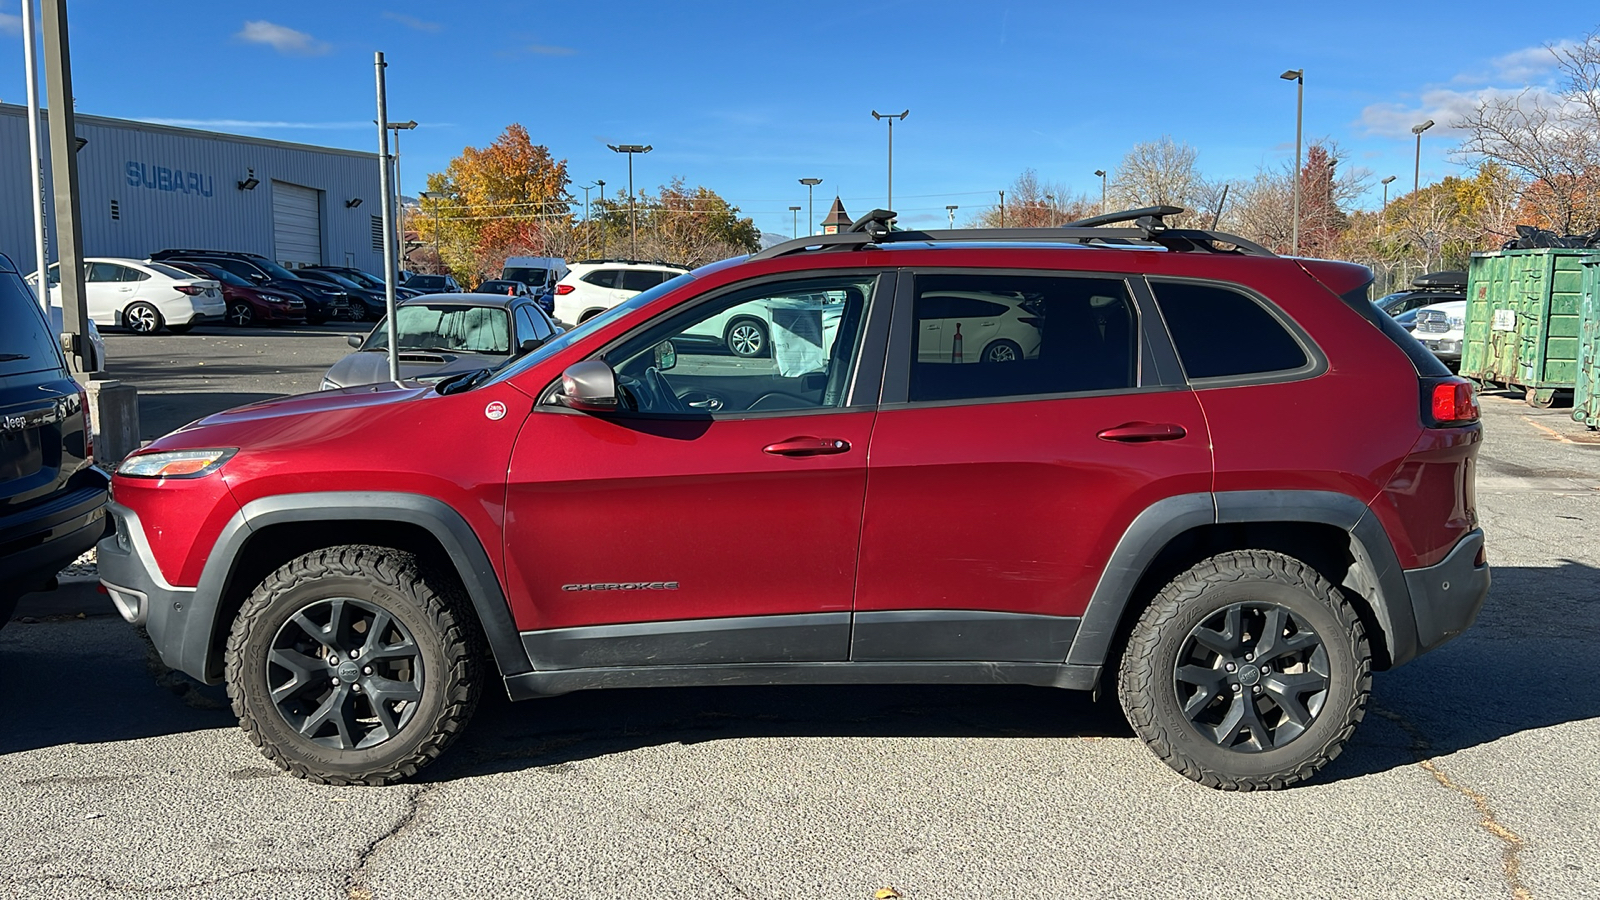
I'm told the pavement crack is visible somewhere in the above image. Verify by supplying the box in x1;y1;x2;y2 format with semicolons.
1374;705;1532;900
343;784;434;900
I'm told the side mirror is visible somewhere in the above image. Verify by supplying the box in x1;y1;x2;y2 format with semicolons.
518;337;544;354
557;360;619;411
653;340;677;371
250;272;268;284
347;335;362;348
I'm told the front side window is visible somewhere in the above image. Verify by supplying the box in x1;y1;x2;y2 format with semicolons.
605;275;874;415
1150;280;1308;380
364;304;511;355
907;273;1137;403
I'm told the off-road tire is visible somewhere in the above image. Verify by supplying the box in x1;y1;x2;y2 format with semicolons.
1117;550;1371;790
224;545;484;785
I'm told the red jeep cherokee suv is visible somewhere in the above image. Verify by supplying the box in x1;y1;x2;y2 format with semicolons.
97;208;1487;790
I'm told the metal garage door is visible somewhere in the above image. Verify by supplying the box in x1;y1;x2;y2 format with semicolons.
272;181;322;266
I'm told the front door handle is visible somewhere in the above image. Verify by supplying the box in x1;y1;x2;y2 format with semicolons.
763;436;852;457
1097;422;1188;443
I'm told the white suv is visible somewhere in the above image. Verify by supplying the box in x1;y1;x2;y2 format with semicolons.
552;260;687;327
31;258;225;334
1413;299;1466;366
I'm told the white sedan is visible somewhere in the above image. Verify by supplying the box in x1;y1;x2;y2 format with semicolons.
29;257;225;334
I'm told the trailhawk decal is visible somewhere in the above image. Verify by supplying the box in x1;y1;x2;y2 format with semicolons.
561;582;679;592
484;400;507;420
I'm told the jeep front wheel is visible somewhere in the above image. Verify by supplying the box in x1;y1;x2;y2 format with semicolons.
224;545;483;785
1117;550;1371;790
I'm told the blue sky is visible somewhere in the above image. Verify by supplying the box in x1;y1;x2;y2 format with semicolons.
1;1;1592;235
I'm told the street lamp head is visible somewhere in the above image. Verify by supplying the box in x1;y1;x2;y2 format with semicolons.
789;205;802;211
389;120;418;130
1412;120;1435;135
1280;68;1303;82
419;190;442;199
871;110;909;121
946;205;958;211
1094;169;1106;178
1381;175;1397;185
799;177;822;186
608;144;652;153
595;179;605;187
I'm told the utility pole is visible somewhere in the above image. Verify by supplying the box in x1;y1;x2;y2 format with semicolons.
41;0;88;377
870;110;908;212
799;177;822;236
1094;169;1107;215
789;206;801;238
1380;175;1396;236
23;0;47;308
607;144;651;258
1281;68;1304;256
596;179;606;258
581;183;599;257
946;205;958;228
998;190;1005;228
1412;120;1434;194
375;53;400;383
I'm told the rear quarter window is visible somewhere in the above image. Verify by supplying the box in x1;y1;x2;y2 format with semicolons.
1151;280;1309;380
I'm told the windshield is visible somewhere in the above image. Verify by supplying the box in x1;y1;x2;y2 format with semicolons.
482;272;696;388
362;304;511;354
146;262;199;280
250;257;302;281
311;271;366;291
503;267;548;285
190;263;250;287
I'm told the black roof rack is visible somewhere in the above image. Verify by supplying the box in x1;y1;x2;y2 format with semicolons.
572;257;688;268
750;205;1275;261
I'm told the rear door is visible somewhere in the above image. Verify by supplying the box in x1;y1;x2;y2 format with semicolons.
853;269;1213;663
84;262;127;324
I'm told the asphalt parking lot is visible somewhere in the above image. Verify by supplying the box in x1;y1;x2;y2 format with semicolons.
2;325;1598;899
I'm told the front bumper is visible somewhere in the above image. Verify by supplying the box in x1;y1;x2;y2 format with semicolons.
1420;337;1463;361
97;501;211;679
1402;528;1489;657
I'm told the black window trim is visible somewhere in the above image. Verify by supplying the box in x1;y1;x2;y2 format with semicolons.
878;266;1184;410
1143;274;1328;389
534;269;897;422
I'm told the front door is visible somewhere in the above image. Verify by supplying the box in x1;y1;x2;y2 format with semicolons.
853;270;1213;663
503;272;887;670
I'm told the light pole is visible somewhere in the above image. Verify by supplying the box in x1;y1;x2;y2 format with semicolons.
946;205;958;228
595;179;606;258
607;143;651;259
386;120;417;266
789;206;802;238
799;177;822;236
1281;68;1304;256
870;110;908;212
580;182;599;256
1045;194;1055;226
1094;169;1107;215
1380;175;1396;236
418;190;443;273
998;190;1005;228
1411;120;1434;194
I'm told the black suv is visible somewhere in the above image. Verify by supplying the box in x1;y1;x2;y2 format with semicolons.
0;254;109;629
149;250;353;324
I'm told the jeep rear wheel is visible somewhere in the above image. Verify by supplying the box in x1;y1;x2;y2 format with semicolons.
225;545;483;785
1117;550;1371;790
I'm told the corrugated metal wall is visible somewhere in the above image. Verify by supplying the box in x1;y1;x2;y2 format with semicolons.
1;104;384;277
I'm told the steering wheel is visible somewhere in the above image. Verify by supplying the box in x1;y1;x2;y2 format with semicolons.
620;366;689;414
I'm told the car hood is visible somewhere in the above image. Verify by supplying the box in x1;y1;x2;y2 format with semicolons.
323;350;507;389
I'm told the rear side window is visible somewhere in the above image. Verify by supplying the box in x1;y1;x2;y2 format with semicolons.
582;269;620;288
1151;281;1308;380
0;272;64;375
907;273;1137;403
619;270;670;292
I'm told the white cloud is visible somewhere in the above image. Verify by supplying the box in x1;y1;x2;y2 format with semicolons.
0;11;21;35
383;12;440;32
236;20;330;56
1359;85;1569;138
137;118;367;130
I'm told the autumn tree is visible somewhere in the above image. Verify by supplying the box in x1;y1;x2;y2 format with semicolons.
1457;26;1600;233
591;179;759;266
1108;136;1221;227
411;124;572;281
969;169;1096;228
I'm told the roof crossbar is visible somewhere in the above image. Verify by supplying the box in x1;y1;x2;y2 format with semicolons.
752;205;1276;261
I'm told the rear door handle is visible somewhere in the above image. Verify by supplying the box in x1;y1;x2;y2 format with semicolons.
763;436;852;457
1097;422;1187;443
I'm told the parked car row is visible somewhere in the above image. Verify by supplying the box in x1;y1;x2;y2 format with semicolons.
1371;271;1468;367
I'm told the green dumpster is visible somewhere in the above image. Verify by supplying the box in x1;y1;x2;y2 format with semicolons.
1574;253;1600;429
1461;247;1589;408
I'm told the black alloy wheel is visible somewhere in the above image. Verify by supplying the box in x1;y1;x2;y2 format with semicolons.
1173;603;1329;752
228;302;254;327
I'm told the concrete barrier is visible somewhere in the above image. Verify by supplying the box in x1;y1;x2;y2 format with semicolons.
86;377;139;464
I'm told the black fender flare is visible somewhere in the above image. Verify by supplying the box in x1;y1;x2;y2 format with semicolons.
177;491;529;683
1065;490;1417;670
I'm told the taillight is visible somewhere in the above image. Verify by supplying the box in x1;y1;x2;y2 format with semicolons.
175;284;204;296
1426;378;1478;427
77;385;94;462
555;284;575;295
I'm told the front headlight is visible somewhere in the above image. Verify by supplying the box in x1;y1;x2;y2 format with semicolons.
1448;316;1465;329
117;448;236;479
